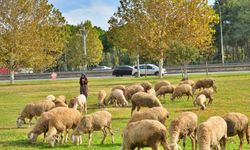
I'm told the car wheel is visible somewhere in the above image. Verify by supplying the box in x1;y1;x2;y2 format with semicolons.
133;72;138;76
154;71;159;76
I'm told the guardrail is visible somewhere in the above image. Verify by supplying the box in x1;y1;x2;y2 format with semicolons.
0;63;250;81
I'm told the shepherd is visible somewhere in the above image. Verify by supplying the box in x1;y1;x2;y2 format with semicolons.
79;73;88;98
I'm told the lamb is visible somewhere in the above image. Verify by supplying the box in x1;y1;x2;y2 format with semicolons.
131;92;162;115
156;85;175;99
16;100;55;128
197;116;227;150
46;95;56;101
169;112;198;150
98;90;107;108
179;79;195;87
121;119;170;150
193;94;207;110
171;84;193;101
129;107;169;124
72;110;114;147
125;84;144;101
197;88;214;104
140;81;153;92
111;85;126;94
46;108;82;147
106;89;128;107
147;88;156;96
154;80;171;91
193;78;217;93
27;107;68;143
68;94;87;113
53;95;68;108
222;112;249;150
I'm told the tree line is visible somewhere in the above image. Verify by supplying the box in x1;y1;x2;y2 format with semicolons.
1;0;250;83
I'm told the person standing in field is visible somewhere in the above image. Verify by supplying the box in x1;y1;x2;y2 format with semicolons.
79;73;88;98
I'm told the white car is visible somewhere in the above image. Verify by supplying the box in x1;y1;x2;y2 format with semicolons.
92;66;112;71
132;64;167;76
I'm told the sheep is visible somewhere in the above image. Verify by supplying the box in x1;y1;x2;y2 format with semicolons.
171;84;193;101
169;112;198;150
121;119;170;150
125;84;145;101
68;94;87;113
53;95;68;108
197;116;227;150
16;100;55;128
46;108;82;147
197;88;214;104
193;94;207;110
131;92;162;115
179;79;195;87
147;88;156;96
98;90;107;108
27;107;68;143
106;89;128;107
156;85;175;99
193;78;217;93
222;112;249;150
129;107;169;124
46;95;56;101
72;110;114;147
111;85;126;94
140;81;153;92
154;80;171;91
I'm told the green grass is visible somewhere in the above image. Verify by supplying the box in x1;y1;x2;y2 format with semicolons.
0;73;250;150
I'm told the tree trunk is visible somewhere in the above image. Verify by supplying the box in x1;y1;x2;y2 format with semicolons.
183;63;188;79
10;70;15;84
159;57;163;79
205;60;208;76
137;54;140;78
181;65;184;77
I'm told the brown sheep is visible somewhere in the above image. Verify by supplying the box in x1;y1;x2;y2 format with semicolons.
140;81;153;92
131;92;162;115
197;88;214;104
154;80;171;91
111;85;126;94
125;84;144;101
193;78;217;93
222;112;249;150
121;119;170;150
171;84;193;101
98;90;107;108
179;79;195;87
156;85;175;99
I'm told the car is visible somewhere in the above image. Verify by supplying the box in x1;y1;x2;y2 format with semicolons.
132;64;167;76
112;65;133;77
92;66;112;71
15;68;33;74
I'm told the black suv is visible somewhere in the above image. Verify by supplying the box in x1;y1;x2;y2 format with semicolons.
112;66;133;77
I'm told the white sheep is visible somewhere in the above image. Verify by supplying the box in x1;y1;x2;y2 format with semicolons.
68;94;87;113
16;100;55;128
131;92;162;115
72;110;114;147
106;89;128;107
169;112;198;150
46;95;56;101
193;94;207;110
222;112;249;150
197;88;214;104
98;90;107;108
121;119;170;150
171;84;193;101
197;116;227;150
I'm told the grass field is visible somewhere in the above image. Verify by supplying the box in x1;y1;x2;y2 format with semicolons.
0;73;250;150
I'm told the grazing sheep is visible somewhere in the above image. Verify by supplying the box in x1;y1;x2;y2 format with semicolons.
121;119;170;150
68;94;87;113
27;107;68;143
131;92;162;115
46;108;82;147
156;85;175;99
179;79;195;87
16;100;55;128
193;78;217;93
197;116;227;150
154;80;171;91
140;81;153;92
197;88;214;104
129;107;169;124
98;90;107;108
169;112;198;150
106;89;128;107
56;95;66;103
193;94;207;110
46;95;56;101
222;112;249;150
125;84;144;101
72;111;114;147
111;85;126;94
171;84;193;101
147;88;156;96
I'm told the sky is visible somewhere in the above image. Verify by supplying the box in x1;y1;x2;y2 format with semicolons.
49;0;215;30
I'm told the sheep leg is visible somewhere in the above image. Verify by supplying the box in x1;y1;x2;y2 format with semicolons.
190;133;196;150
84;103;87;113
88;131;93;147
183;135;187;150
131;105;136;116
151;144;159;150
64;130;69;143
43;132;47;143
107;127;115;144
220;135;227;150
101;128;107;144
238;131;244;150
28;118;32;127
160;139;169;150
80;135;82;145
136;106;141;112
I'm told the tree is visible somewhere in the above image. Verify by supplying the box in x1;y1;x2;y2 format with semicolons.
200;45;216;75
0;0;67;84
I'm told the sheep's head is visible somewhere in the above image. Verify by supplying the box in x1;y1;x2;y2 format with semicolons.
27;132;38;144
16;116;25;128
80;116;92;133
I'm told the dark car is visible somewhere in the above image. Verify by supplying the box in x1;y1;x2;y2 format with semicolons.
112;66;133;77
